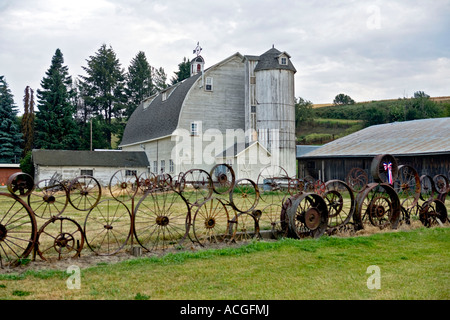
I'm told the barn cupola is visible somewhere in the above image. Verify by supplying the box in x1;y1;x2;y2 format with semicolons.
190;42;205;76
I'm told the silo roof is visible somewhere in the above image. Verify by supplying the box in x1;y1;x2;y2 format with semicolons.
299;117;450;158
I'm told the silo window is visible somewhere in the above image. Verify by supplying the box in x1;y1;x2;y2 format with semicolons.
280;57;287;65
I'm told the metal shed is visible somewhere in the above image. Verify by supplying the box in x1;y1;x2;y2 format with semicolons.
297;118;450;182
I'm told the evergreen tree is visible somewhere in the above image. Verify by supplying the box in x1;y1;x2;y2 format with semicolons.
126;51;155;119
170;57;191;85
35;49;79;150
79;44;127;148
152;66;168;92
21;86;35;156
0;75;22;163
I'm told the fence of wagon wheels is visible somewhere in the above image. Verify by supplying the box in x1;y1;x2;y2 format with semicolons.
1;156;448;268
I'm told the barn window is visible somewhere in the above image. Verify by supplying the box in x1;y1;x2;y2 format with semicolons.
205;77;213;91
125;170;137;176
160;160;165;173
80;169;94;176
280;57;287;65
153;161;158;173
169;159;174;173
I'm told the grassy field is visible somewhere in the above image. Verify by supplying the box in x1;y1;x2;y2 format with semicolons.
0;225;448;300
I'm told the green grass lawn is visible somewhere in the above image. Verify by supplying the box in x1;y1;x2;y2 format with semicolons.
0;226;448;300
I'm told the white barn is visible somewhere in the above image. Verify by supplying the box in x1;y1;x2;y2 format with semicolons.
119;46;297;183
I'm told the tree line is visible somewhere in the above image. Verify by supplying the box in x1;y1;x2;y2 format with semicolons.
0;45;192;167
295;92;450;128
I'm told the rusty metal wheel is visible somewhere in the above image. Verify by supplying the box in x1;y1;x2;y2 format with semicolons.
282;193;329;239
419;199;447;227
7;172;34;197
109;169;139;202
84;199;132;255
394;165;421;215
288;178;304;195
314;180;326;196
257;165;290;205
68;175;102;211
0;192;37;267
323;180;355;232
27;179;68;219
258;203;287;239
433;174;449;194
346;167;368;192
371;154;398;185
229;178;259;213
133;189;190;251
179;169;213;206
230;211;261;242
354;183;401;230
36;217;84;261
192;198;235;246
210;164;235;195
138;172;157;194
419;175;435;202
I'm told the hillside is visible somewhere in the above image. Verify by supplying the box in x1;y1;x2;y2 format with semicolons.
298;96;450;145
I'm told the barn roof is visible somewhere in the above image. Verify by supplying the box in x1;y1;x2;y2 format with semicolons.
120;73;202;147
32;149;149;167
298;117;450;159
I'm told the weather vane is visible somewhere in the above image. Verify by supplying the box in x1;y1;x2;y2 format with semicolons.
193;42;202;56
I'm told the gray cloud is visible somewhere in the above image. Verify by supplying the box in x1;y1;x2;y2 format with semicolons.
1;0;449;114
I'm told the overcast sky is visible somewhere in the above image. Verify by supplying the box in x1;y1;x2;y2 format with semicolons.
1;0;449;114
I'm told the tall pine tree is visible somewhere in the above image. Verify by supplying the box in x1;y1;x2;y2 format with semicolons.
170;57;191;85
21;86;35;156
0;76;22;163
79;44;127;148
35;49;79;150
125;51;155;119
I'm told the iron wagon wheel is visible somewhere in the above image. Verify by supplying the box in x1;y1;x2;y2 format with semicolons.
370;154;399;184
367;196;393;228
210;164;235;195
258;203;287;239
433;174;449;195
36;216;84;261
346;167;368;193
303;175;316;193
68;175;102;211
192;198;235;246
418;199;447;227
314;180;326;196
229;211;261;242
137;172;157;194
109;169;139;203
288;178;304;195
27;179;68;219
354;183;401;230
0;192;37;268
179;169;213;207
394;165;421;213
257;165;290;205
229;178;259;213
283;193;329;239
419;175;435;202
84;199;132;256
323;180;355;233
133;189;190;252
7;172;35;197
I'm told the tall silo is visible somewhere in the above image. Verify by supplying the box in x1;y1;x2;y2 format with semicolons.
253;47;297;177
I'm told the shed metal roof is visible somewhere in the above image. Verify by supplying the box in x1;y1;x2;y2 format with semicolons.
298;118;450;159
32;149;149;167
